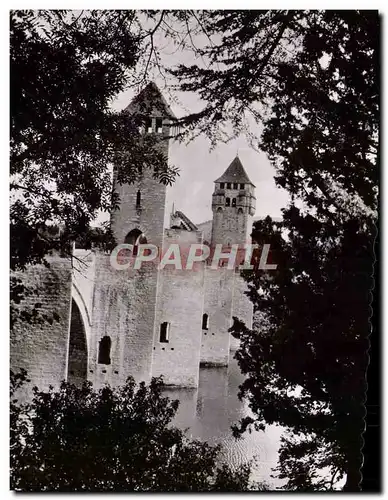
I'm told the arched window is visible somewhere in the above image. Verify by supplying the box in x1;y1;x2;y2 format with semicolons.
160;322;170;343
136;190;141;209
67;299;87;386
238;208;244;214
98;336;111;365
217;207;223;213
124;229;147;256
202;313;209;330
232;198;237;207
225;197;230;207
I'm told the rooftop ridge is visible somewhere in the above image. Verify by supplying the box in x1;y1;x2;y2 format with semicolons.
214;156;255;187
124;81;176;119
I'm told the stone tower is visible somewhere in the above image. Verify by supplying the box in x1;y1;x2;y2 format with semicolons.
200;157;256;366
110;81;176;249
211;156;256;248
89;82;176;388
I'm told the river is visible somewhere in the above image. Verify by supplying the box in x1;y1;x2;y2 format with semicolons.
163;354;284;490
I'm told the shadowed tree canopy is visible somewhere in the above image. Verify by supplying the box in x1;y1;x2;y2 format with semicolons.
168;10;378;491
10;10;180;329
9;10;379;491
10;10;179;272
10;370;255;492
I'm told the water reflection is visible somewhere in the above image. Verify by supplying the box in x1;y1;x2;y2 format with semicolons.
163;354;284;489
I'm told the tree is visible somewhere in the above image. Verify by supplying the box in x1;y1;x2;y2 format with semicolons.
10;10;179;328
10;370;253;492
170;10;378;490
10;10;179;269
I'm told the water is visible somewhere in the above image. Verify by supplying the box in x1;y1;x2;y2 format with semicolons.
163;354;284;489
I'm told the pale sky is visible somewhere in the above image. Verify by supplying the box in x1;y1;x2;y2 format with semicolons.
109;21;290;227
112;86;289;227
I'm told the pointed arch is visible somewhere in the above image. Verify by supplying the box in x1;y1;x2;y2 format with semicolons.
124;228;147;256
67;299;88;387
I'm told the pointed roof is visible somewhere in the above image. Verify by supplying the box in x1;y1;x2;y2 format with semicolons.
215;156;255;187
124;81;176;119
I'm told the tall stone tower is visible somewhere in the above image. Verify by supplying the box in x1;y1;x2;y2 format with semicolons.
90;82;176;388
211;156;256;248
200;156;256;366
110;81;176;250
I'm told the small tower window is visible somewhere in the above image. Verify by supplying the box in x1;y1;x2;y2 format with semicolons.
238;208;244;214
155;118;163;134
232;198;237;207
160;322;170;343
225;197;230;207
227;182;232;189
217;207;223;213
220;182;225;189
136;190;141;209
233;183;238;189
202;313;209;330
145;117;153;133
98;336;111;365
240;183;245;189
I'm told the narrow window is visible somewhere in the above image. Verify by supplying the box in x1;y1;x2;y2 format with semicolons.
145;117;153;133
136;190;141;209
160;322;170;343
233;183;238;189
202;313;209;330
240;183;245;189
155;118;163;134
225;197;230;207
227;182;232;189
232;198;237;207
98;336;111;365
220;182;225;189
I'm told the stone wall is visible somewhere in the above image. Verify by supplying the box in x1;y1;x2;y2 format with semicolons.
88;252;158;389
152;228;204;387
200;267;235;366
230;273;253;351
10;255;73;399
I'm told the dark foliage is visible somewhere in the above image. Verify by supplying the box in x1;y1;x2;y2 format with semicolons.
10;371;253;492
10;10;179;328
171;10;378;490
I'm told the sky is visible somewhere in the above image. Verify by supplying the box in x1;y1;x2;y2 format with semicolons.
109;20;290;228
112;86;289;228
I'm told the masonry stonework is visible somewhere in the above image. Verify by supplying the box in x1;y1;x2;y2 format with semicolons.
10;256;73;399
10;83;256;397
